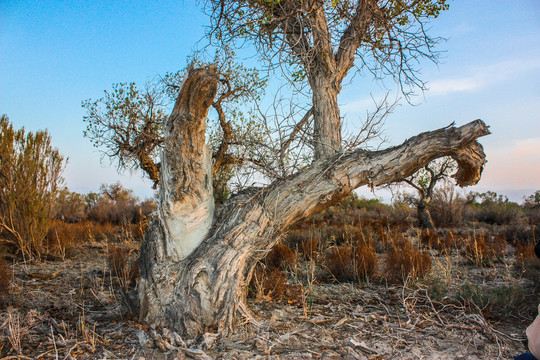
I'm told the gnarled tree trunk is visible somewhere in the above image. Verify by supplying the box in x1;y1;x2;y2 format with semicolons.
417;197;436;230
138;66;490;337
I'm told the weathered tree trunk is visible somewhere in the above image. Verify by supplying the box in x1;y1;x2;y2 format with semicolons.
310;75;342;159
417;197;436;230
138;67;490;337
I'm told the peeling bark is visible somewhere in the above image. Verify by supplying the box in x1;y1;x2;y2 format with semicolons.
138;67;490;338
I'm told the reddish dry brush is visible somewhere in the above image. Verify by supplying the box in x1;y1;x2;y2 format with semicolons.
324;244;378;282
248;266;302;301
264;243;297;270
107;244;139;288
299;239;318;260
385;237;432;282
464;233;506;266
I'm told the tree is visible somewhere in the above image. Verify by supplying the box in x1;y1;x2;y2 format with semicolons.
0;115;66;260
135;67;489;336
391;157;456;229
204;0;449;159
83;55;267;192
85;1;490;337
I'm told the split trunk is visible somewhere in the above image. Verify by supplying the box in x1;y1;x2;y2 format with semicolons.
138;66;490;337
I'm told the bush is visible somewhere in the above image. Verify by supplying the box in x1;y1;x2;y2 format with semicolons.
457;282;532;320
428;184;465;226
0;115;65;260
385;238;431;282
324;245;378;282
465;191;525;225
299;239;318;260
248;266;301;301
464;233;506;266
264;243;297;270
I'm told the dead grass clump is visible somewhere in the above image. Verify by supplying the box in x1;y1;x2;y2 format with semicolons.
463;233;505;266
385;238;432;282
249;266;301;301
420;229;440;248
514;241;536;263
265;243;297;270
108;244;138;289
87;221;119;241
300;239;318;260
420;229;457;254
0;258;12;304
324;245;377;282
354;245;378;278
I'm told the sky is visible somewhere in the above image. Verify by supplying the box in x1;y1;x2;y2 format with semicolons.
1;1;539;203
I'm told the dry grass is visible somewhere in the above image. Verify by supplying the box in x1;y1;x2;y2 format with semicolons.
264;243;297;270
514;241;536;263
249;266;301;301
464;233;506;266
324;244;378;282
107;244;138;289
299;239;318;260
385;237;432;282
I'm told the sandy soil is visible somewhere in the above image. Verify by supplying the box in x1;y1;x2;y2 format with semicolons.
0;242;535;360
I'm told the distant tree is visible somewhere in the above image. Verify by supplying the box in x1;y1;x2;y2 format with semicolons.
54;187;86;221
466;191;524;225
524;190;540;209
0;115;66;260
392;157;456;229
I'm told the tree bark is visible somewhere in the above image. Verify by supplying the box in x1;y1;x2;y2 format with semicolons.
310;75;342;159
138;67;490;337
417;198;435;230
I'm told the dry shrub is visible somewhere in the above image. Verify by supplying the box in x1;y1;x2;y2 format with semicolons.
420;229;440;248
514;242;536;265
385;238;432;282
489;235;507;256
420;229;456;254
46;220;91;257
0;258;12;303
324;245;378;282
249;266;301;301
265;243;297;270
284;229;312;249
464;233;506;266
300;239;318;260
108;244;138;288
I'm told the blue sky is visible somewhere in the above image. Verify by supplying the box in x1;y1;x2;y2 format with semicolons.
1;1;539;202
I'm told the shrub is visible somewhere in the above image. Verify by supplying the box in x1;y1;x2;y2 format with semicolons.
0;115;66;260
324;245;378;282
464;233;506;266
264;243;297;270
385;238;431;282
54;188;86;221
465;192;525;225
107;244;138;289
249;266;301;301
299;239;318;260
457;282;532;320
428;184;465;226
